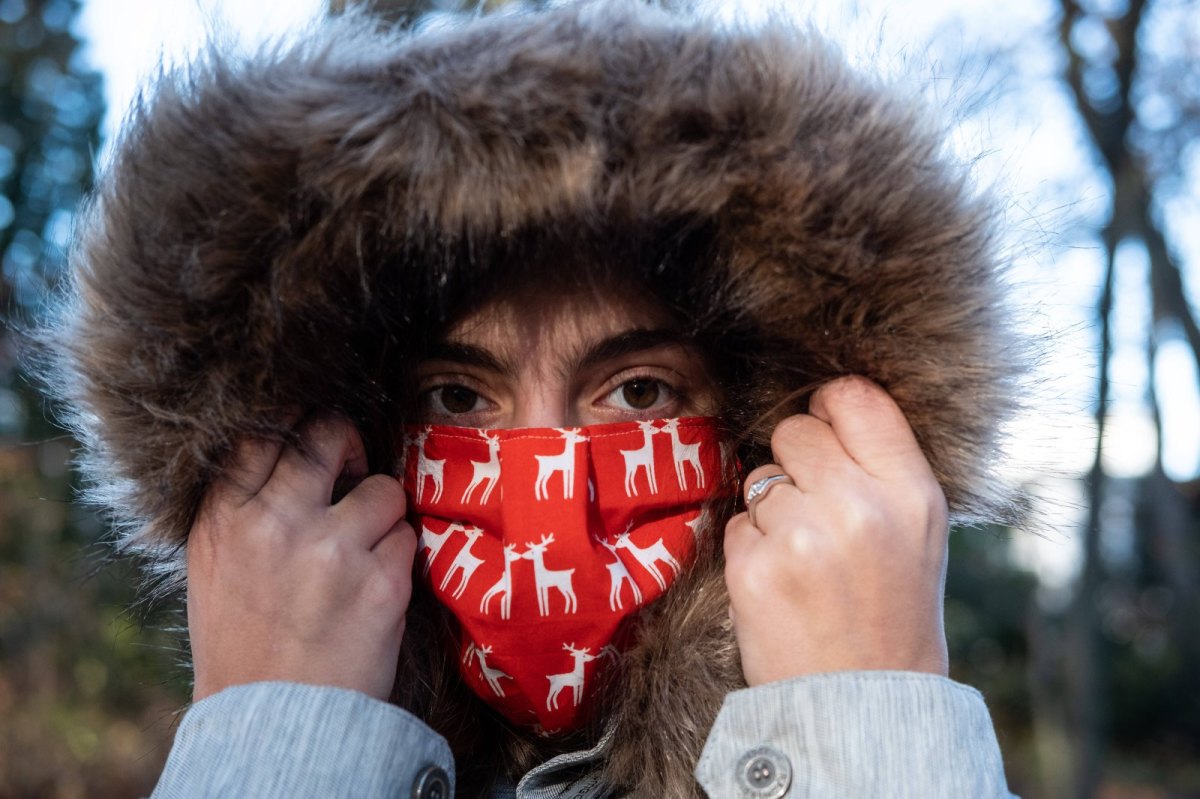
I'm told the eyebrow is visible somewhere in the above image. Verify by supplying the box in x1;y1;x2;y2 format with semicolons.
423;341;514;375
573;328;694;373
423;328;693;377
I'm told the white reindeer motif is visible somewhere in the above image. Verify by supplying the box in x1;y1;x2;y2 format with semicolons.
480;543;522;619
522;533;577;615
398;431;414;475
619;420;660;496
614;527;682;591
464;643;512;697
417;521;464;576
439;525;486;600
545;643;597;710
719;440;735;472
462;430;501;504
661;418;705;490
412;428;445;503
598;538;643;611
534;429;586;500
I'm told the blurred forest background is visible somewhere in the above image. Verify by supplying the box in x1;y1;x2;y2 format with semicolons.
1;0;1198;796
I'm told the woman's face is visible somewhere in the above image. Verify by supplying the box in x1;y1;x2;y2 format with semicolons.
416;289;718;429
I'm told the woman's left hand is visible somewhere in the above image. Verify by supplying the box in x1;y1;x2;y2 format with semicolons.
723;375;950;687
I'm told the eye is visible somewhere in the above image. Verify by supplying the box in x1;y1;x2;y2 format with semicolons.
604;377;676;412
426;385;486;416
620;379;661;410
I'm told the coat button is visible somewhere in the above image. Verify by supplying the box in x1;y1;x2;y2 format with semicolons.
411;764;450;799
735;745;792;799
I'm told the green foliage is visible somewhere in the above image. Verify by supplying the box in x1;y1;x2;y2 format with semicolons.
0;1;187;796
945;526;1040;791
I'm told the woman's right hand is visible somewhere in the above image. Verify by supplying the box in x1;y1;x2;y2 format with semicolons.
186;417;417;703
723;377;950;686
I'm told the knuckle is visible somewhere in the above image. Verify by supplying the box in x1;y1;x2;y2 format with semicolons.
734;554;782;597
824;374;875;403
358;474;406;513
724;553;759;599
835;499;889;544
311;537;353;571
218;465;264;504
304;415;361;465
393;521;419;557
770;414;812;455
890;479;948;540
813;375;885;419
306;413;348;439
779;527;817;562
193;494;229;535
255;510;290;541
723;513;755;559
727;541;797;601
365;566;410;610
340;423;367;461
248;495;296;533
925;481;949;520
723;515;740;550
255;521;297;558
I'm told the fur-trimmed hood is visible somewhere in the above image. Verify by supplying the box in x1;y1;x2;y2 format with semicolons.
44;2;1024;795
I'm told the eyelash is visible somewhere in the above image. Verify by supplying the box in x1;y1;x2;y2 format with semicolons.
417;368;690;422
596;370;684;409
420;376;492;415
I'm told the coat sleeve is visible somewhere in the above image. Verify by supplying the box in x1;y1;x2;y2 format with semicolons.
150;682;455;799
694;671;1018;798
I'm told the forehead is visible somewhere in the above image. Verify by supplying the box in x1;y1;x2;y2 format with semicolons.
442;288;675;354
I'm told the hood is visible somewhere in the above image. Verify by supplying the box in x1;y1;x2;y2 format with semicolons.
43;2;1026;794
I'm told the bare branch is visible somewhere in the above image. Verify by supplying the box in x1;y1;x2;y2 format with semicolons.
1058;0;1106;151
1056;0;1150;175
1142;202;1200;369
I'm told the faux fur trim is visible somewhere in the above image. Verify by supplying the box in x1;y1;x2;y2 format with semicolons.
39;2;1027;794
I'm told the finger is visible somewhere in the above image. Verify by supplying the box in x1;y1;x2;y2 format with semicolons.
333;474;408;550
746;481;809;536
268;417;368;507
741;464;790;504
742;464;800;530
371;520;418;599
372;518;418;563
214;437;285;505
769;413;854;489
723;511;764;566
808;376;933;482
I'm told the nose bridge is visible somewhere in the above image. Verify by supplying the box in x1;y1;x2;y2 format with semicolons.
512;385;570;429
511;360;571;429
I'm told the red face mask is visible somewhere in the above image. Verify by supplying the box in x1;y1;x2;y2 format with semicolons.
402;417;727;733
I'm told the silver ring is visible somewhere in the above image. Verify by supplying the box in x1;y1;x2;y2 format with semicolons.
745;473;794;527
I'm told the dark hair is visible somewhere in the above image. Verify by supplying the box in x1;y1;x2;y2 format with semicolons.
365;216;781;472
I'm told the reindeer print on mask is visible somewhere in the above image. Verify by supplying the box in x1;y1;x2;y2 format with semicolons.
534;428;586;500
403;417;729;731
411;427;445;503
462;430;501;504
620;420;660;496
464;642;513;698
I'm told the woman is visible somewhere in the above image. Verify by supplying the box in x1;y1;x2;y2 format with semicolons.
44;3;1023;796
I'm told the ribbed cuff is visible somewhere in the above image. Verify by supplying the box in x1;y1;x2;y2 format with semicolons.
152;682;454;799
695;671;1015;798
